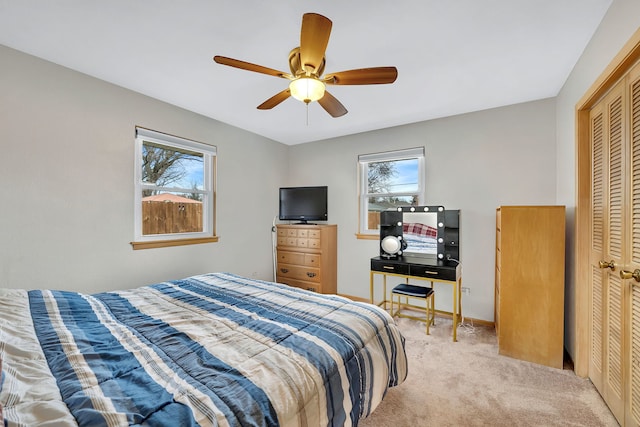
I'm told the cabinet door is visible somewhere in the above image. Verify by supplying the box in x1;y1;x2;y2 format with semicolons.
496;206;564;368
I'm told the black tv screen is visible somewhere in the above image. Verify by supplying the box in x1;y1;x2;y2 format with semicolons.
279;186;328;223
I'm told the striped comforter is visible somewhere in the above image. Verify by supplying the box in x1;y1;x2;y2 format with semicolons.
0;272;407;427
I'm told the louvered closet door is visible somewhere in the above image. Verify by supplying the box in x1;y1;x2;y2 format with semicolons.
590;79;626;424
625;62;640;427
590;98;606;394
590;61;640;427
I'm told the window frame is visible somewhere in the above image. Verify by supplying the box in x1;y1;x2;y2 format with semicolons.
131;127;217;249
357;147;426;238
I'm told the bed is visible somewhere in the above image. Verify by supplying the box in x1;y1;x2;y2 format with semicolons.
0;272;407;427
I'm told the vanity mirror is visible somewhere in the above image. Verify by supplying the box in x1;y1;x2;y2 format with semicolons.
380;205;445;259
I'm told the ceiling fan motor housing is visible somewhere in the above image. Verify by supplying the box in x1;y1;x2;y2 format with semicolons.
289;47;325;77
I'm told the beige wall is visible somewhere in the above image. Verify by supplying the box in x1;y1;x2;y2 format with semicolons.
0;44;288;292
287;98;557;321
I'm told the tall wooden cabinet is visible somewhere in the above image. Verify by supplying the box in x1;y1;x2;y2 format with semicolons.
275;224;337;294
495;206;566;368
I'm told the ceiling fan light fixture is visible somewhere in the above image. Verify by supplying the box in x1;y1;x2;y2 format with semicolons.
289;77;325;103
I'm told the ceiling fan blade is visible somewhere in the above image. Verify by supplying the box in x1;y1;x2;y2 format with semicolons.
257;89;291;110
299;13;332;75
214;56;292;79
324;67;398;85
318;90;347;118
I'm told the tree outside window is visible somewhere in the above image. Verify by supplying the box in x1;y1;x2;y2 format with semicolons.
358;148;425;235
142;142;204;200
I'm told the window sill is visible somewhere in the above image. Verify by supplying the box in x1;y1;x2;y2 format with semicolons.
131;236;219;250
356;233;378;240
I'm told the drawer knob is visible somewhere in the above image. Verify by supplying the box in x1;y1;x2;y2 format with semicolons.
280;268;289;273
306;272;316;278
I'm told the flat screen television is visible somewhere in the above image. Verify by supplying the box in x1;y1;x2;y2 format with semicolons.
279;186;328;223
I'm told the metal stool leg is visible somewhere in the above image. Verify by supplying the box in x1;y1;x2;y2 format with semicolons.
391;284;435;335
426;291;435;334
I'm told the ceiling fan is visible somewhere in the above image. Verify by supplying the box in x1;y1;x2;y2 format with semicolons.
213;12;398;118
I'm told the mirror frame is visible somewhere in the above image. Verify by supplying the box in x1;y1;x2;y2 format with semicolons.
395;205;445;259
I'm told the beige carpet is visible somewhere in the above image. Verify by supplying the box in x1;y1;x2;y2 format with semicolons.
360;317;618;427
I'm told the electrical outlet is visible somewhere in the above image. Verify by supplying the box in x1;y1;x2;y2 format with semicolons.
461;287;471;295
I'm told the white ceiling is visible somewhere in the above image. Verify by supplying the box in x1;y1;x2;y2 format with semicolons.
0;1;612;145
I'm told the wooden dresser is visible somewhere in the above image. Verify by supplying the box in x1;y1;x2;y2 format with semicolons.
276;224;337;294
495;205;565;368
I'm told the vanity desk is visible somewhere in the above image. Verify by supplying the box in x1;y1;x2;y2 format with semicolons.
371;205;462;341
370;256;462;341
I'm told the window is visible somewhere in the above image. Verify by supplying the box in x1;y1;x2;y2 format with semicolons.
132;127;217;249
358;147;425;237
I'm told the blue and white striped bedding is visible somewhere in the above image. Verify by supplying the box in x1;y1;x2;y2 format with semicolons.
0;272;407;427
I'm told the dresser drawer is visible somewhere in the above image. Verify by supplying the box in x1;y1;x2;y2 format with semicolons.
281;227;311;238
277;251;304;265
292;238;320;248
408;264;457;281
277;236;321;249
277;264;321;283
277;276;320;293
370;259;410;275
304;254;320;267
278;251;320;267
277;236;301;247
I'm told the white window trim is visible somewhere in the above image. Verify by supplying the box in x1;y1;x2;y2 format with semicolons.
358;147;425;236
133;127;216;245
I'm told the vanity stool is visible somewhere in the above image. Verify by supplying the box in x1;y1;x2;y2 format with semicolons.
391;283;435;334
